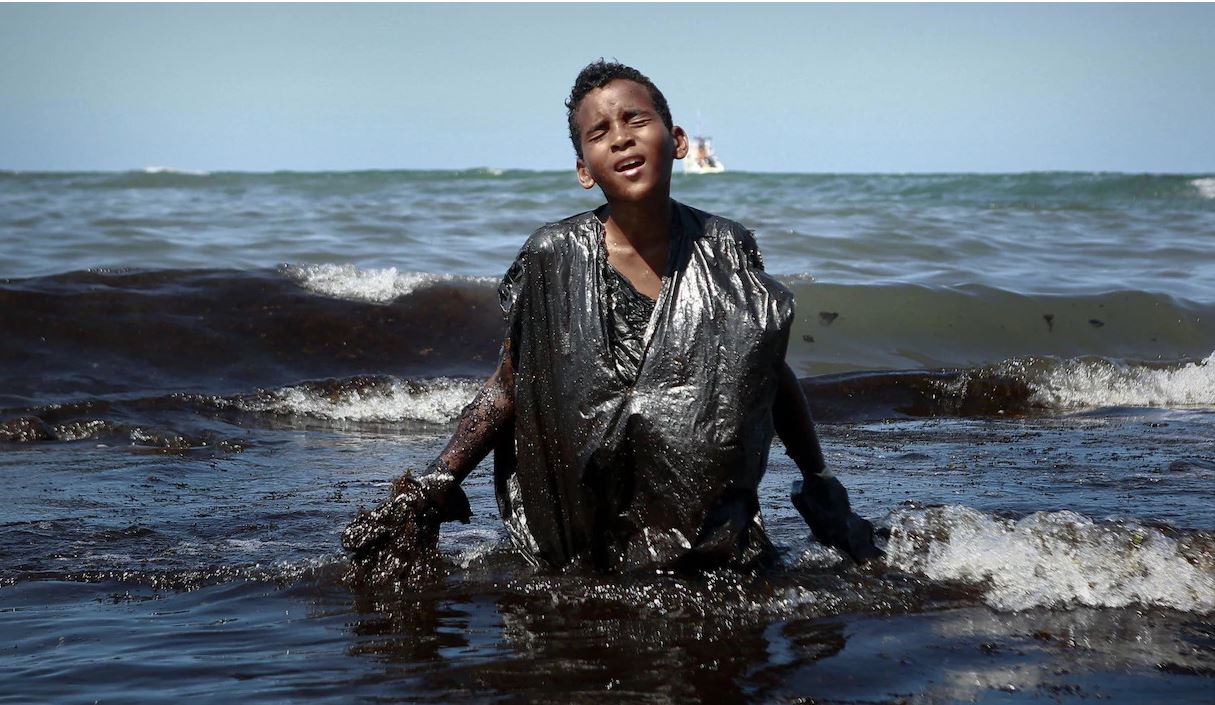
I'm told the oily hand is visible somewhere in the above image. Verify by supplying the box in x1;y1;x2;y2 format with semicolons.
791;474;885;565
342;470;471;585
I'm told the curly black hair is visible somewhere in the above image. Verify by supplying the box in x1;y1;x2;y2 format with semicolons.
565;59;673;159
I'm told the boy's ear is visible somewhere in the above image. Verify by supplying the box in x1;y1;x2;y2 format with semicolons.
575;158;596;190
672;125;690;161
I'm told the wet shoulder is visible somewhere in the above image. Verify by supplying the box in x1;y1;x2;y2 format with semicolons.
678;203;765;271
518;210;598;259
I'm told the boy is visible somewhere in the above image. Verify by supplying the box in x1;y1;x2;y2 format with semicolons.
344;61;881;579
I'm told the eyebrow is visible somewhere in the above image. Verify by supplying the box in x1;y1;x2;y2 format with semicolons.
584;118;609;136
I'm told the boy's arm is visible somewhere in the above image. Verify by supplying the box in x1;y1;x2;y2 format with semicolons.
773;360;884;564
436;350;516;479
341;350;515;570
404;349;516;517
772;360;828;477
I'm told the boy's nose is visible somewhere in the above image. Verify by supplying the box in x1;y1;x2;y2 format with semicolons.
610;128;634;151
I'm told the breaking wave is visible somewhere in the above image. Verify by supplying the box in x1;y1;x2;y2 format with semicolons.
801;352;1214;421
883;504;1215;613
279;263;457;304
1;267;1211;421
4;353;1213;450
229;376;480;423
1009;352;1215;409
141;166;211;177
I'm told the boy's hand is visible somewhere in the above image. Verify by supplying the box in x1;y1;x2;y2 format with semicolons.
391;463;472;525
791;475;885;565
342;463;471;586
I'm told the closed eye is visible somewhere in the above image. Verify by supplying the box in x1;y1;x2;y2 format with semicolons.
624;109;651;127
585;121;608;142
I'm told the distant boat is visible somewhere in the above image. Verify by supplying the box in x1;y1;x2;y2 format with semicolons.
683;135;725;174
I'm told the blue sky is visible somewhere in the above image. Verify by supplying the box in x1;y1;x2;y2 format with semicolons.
2;3;1212;173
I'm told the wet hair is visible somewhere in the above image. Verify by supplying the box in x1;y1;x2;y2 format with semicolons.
565;59;674;159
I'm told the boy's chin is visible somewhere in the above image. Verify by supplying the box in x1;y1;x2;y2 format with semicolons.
604;189;660;204
600;177;670;204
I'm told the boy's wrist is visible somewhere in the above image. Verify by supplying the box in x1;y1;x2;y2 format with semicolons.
803;464;833;480
420;457;456;486
417;457;471;524
795;452;832;481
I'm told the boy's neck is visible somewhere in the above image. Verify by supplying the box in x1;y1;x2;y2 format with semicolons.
601;195;673;251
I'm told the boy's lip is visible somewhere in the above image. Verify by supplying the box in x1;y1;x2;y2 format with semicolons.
614;155;646;173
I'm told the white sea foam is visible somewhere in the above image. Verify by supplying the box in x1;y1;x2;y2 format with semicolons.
1192;177;1215;199
141;165;211;176
884;505;1215;613
281;263;454;303
1026;352;1215;409
240;377;479;424
448;528;509;569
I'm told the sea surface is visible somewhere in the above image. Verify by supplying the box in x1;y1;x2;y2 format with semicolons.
2;169;1213;704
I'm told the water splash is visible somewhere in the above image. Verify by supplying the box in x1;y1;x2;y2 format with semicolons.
1191;177;1215;199
1021;352;1214;409
234;376;480;424
883;504;1215;613
280;263;453;303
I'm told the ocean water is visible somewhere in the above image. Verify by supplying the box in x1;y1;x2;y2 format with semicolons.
2;169;1213;703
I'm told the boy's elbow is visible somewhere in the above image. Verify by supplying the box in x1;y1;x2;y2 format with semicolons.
485;361;517;419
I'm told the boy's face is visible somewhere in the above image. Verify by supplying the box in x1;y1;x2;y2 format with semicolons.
574;80;688;203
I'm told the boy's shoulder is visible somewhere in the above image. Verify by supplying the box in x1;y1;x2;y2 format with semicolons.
517;210;600;257
676;202;765;270
513;202;763;267
677;201;752;240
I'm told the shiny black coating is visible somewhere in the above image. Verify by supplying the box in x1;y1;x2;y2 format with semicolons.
342;469;471;586
493;202;795;572
791;476;885;564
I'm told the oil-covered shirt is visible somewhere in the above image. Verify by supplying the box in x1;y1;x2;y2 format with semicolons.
495;201;795;572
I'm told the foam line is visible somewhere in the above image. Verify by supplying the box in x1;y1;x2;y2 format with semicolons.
1023;352;1215;409
281;263;453;303
236;377;480;423
884;505;1215;613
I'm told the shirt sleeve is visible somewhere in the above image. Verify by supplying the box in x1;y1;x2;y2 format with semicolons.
497;252;527;368
740;229;766;271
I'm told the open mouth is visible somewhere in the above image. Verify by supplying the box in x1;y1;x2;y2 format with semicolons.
614;156;646;173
